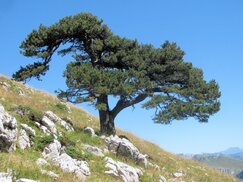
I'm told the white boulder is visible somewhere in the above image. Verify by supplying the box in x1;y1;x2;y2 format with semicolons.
18;129;30;149
42;140;90;180
83;126;96;137
104;157;143;182
0;104;18;152
44;111;74;131
83;144;104;157
0;172;12;182
103;135;148;167
36;158;48;167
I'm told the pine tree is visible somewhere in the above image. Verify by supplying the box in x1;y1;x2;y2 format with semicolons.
13;13;221;135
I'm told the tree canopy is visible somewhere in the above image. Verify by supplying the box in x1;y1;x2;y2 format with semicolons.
13;13;221;135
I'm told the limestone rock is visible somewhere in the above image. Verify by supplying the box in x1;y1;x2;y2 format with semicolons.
83;126;96;137
173;172;184;178
0;104;18;152
0;172;12;182
36;158;48;167
18;129;30;149
104;157;143;182
56;153;90;180
42;139;62;160
16;179;39;182
0;81;11;90
160;175;167;182
44;111;74;131
42;140;90;180
102;135;148;167
83;144;104;157
21;124;36;137
41;115;57;134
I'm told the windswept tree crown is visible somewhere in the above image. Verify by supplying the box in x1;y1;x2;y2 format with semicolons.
13;13;220;126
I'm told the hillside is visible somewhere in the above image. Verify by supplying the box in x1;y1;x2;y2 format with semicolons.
0;74;237;182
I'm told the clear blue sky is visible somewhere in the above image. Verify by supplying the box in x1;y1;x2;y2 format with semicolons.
1;0;243;154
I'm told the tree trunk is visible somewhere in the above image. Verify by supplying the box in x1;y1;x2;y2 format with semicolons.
97;95;116;135
99;110;115;135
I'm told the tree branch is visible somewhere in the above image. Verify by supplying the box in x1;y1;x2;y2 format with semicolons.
111;94;148;118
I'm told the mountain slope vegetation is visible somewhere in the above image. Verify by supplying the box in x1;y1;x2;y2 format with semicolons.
0;74;237;181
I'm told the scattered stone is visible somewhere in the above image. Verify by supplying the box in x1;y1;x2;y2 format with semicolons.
148;162;160;170
102;135;148;167
0;81;11;90
44;111;74;131
0;104;18;152
42;139;62;160
36;158;49;167
18;129;30;149
21;124;36;137
0;172;12;182
16;179;39;182
40;169;58;179
173;172;184;178
41;115;57;134
160;175;167;182
83;144;104;157
83;126;96;137
104;157;143;182
42;140;90;180
17;87;25;96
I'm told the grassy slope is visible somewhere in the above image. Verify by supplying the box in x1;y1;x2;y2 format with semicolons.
0;74;237;182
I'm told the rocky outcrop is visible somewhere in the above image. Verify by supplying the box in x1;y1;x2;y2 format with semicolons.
42;140;90;180
0;172;12;182
102;135;148;167
44;111;74;131
83;126;96;137
35;111;74;135
104;157;143;182
0;104;18;152
83;144;104;157
160;175;167;182
36;158;48;167
18;124;36;149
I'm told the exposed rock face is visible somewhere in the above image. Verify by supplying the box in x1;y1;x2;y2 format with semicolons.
41;115;57;134
102;135;148;167
0;104;18;152
173;172;184;178
18;124;36;149
0;172;12;182
160;175;167;182
83;144;104;157
36;158;48;167
18;129;30;149
36;111;74;135
83;126;96;137
42;140;90;180
104;157;143;182
44;111;74;131
21;124;36;137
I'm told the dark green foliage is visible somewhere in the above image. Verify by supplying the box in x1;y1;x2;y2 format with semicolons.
13;12;221;134
54;102;68;111
65;146;92;161
34;135;54;151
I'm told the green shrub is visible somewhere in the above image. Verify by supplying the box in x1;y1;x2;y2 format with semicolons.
54;102;68;111
65;146;92;161
34;135;54;151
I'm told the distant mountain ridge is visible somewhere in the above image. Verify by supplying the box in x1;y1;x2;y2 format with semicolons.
179;147;243;180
